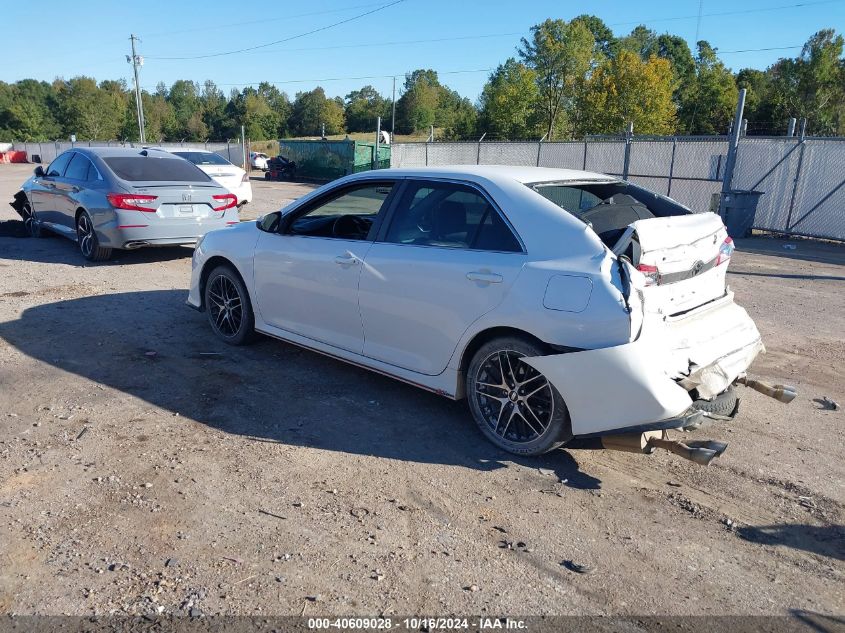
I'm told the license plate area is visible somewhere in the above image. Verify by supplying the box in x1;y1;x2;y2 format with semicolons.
161;204;204;218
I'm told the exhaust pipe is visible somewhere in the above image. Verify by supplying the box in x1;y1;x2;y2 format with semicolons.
600;431;727;466
123;240;150;249
736;376;796;403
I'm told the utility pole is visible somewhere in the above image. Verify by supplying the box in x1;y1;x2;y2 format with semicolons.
391;75;396;142
127;34;146;143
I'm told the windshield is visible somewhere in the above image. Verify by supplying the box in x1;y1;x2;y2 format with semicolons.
173;151;232;166
103;156;211;182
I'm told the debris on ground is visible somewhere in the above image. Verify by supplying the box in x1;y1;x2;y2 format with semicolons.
562;560;596;574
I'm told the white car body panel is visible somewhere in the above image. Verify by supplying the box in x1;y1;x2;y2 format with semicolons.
358;243;526;375
188;165;766;439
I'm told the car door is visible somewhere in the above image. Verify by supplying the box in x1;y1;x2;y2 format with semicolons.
252;180;398;354
359;179;527;376
57;152;93;230
31;151;73;227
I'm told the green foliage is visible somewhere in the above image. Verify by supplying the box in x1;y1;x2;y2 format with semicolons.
678;41;739;134
0;26;842;142
345;85;390;133
289;87;345;136
582;51;677;135
478;59;542;139
518;18;595;139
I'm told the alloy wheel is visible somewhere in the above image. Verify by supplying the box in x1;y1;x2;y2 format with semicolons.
474;350;554;444
208;275;243;338
23;203;38;236
77;214;94;257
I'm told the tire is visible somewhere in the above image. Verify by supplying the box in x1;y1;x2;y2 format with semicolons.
466;336;572;456
76;211;112;261
264;172;271;180
22;200;43;238
204;265;256;346
692;386;740;418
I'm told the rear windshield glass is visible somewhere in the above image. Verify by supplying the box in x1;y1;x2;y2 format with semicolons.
173;151;231;166
103;156;211;182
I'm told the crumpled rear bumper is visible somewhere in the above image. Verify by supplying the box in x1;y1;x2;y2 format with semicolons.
523;292;762;437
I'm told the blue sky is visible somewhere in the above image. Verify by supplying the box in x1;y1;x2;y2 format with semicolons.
3;0;843;101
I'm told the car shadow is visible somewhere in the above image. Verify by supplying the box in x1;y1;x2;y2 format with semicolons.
0;224;194;266
737;523;844;561
0;289;602;489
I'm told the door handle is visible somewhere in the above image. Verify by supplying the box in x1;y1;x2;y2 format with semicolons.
466;271;503;284
334;253;360;266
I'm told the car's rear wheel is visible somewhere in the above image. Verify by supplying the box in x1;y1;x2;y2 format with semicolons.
76;211;112;261
22;200;42;238
466;336;571;456
204;265;256;345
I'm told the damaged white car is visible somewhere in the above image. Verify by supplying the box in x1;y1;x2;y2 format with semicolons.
188;166;794;464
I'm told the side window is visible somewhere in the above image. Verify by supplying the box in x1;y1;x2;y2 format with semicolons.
86;161;103;182
384;181;521;252
287;183;394;241
46;152;73;178
64;154;92;181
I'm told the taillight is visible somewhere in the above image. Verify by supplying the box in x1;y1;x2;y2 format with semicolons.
107;193;158;212
636;263;660;287
212;193;237;211
716;236;735;266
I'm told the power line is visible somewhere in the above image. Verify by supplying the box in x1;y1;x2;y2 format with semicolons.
718;45;803;53
142;67;495;91
607;0;843;28
143;2;388;38
144;0;406;60
150;31;523;60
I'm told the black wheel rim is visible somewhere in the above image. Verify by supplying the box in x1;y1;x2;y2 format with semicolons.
474;350;554;444
77;214;94;257
208;275;243;338
23;203;37;235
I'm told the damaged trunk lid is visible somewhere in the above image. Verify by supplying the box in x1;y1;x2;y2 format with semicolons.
615;212;734;316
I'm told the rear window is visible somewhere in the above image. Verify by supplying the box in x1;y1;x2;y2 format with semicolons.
103;156;211;182
173;151;231;166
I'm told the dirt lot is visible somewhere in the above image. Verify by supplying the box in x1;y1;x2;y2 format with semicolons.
0;163;842;618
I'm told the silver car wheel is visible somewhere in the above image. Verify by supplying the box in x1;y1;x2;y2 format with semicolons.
77;214;94;257
208;274;243;338
474;350;554;444
22;202;38;236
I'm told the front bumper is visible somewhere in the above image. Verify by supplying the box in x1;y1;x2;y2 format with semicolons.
523;293;763;437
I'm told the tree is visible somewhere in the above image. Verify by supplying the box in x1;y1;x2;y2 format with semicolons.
344;85;389;133
766;30;844;135
289;87;345;136
518;18;595;139
437;88;478;139
478;58;542;139
395;69;441;134
678;41;739;134
55;77;125;140
571;14;617;58
582;51;677;135
619;25;658;59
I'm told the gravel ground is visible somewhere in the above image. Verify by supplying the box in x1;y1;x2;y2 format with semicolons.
0;164;842;617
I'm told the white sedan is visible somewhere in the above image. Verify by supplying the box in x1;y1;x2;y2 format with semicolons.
168;149;253;207
250;152;269;171
188;166;793;464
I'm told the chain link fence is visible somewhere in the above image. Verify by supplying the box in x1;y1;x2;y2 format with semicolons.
392;136;845;241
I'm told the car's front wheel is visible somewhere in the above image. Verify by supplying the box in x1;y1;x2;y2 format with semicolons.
21;200;42;238
76;211;112;261
466;336;571;456
204;265;256;345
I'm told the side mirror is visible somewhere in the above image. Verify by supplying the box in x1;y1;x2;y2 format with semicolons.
34;165;45;178
257;211;282;233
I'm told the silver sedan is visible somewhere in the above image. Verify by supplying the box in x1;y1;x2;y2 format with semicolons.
10;147;239;261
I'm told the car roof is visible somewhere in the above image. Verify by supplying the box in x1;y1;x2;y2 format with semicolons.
361;165;617;185
72;146;188;160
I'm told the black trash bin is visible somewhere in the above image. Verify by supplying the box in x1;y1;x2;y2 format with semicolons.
719;190;764;239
